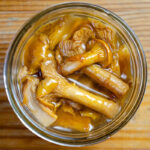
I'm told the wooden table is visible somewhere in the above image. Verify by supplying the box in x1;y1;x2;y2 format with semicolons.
0;0;150;149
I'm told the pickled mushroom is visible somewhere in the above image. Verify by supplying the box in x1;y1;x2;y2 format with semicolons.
23;76;57;127
40;55;120;118
23;33;49;74
48;15;88;50
19;14;132;132
61;43;105;75
83;64;129;97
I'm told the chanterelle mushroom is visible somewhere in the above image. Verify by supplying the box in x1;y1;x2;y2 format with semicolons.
61;39;113;76
40;52;120;118
61;43;105;75
59;27;95;57
89;18;117;50
59;40;86;57
23;76;57;127
19;14;132;132
83;64;129;97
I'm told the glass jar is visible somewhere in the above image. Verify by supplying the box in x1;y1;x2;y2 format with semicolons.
3;2;147;147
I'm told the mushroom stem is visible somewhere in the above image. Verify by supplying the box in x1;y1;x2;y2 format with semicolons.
61;43;105;75
83;64;129;97
60;81;120;118
41;59;120;118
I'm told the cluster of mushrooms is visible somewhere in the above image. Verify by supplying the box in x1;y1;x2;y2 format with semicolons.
19;15;131;132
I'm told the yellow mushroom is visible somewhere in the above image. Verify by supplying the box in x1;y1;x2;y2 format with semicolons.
36;78;58;98
83;64;129;97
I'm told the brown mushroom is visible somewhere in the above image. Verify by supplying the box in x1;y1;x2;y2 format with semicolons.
40;53;120;118
23;76;57;127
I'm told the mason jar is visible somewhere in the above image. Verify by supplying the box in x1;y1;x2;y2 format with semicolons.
3;2;147;147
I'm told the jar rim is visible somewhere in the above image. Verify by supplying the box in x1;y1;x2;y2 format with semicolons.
3;2;147;147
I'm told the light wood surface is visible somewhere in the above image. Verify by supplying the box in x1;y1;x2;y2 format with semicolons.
0;0;150;149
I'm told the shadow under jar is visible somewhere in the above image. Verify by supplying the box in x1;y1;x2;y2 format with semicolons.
3;2;147;147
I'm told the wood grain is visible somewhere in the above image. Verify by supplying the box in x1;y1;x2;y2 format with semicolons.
0;0;150;149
